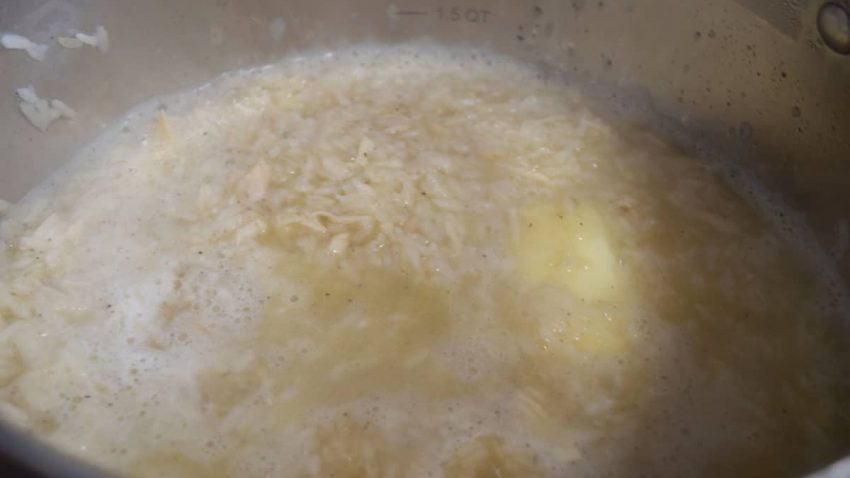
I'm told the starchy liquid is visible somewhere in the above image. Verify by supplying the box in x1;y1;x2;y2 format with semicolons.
0;45;848;478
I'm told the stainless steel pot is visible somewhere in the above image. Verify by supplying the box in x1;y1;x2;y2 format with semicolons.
1;0;849;476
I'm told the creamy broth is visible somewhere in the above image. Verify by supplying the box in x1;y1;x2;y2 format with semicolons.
0;45;848;478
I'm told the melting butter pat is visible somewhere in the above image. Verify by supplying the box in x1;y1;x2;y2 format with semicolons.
515;202;619;302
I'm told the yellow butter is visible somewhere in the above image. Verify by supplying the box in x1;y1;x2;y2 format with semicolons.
515;202;619;302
